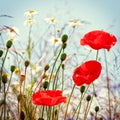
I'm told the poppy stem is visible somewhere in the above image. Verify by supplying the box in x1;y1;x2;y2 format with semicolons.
104;49;111;119
96;50;99;60
84;83;95;119
72;85;89;119
64;84;75;120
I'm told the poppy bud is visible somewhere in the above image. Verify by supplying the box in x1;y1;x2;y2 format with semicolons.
0;50;3;57
95;106;99;112
62;43;67;49
44;64;49;71
24;60;30;68
86;95;91;102
10;65;16;73
62;34;68;43
60;53;67;61
43;81;49;89
6;40;13;49
2;73;8;84
80;86;85;93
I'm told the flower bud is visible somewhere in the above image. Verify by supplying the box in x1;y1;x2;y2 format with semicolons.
80;86;85;93
95;106;99;112
24;60;30;68
2;73;8;84
43;81;49;89
86;95;91;102
62;43;67;49
0;50;3;57
10;65;16;73
44;64;49;71
60;53;67;61
6;40;13;49
62;34;68;43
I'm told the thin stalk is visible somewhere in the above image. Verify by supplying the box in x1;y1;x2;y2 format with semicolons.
76;93;82;120
72;85;89;119
84;83;95;119
96;50;99;60
3;83;6;120
104;49;111;119
64;84;75;120
84;101;89;120
0;49;8;91
53;62;62;90
48;47;62;88
61;66;64;91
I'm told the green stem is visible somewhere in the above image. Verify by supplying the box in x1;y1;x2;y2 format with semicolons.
3;83;6;120
76;93;82;120
61;66;64;91
104;49;111;119
6;73;13;94
64;84;75;120
53;62;62;90
48;47;62;88
96;50;99;60
0;49;8;91
84;101;89;120
84;83;95;119
72;85;89;119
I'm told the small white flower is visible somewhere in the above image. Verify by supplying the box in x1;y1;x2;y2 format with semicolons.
44;17;57;24
68;19;84;28
24;17;36;26
49;36;62;46
6;26;19;38
24;9;38;17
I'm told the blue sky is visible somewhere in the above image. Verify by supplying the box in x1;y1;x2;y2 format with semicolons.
0;0;120;39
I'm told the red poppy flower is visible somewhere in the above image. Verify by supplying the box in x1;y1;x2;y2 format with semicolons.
32;90;66;106
80;30;117;51
72;60;102;86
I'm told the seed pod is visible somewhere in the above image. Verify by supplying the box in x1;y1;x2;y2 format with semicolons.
60;53;67;61
6;40;13;49
80;86;85;93
95;106;99;112
86;95;91;102
62;34;68;43
43;81;49;89
44;64;49;71
24;60;30;68
0;50;3;57
10;65;16;73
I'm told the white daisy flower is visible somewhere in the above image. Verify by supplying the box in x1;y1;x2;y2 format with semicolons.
44;17;57;24
49;36;62;46
24;9;38;17
24;17;36;26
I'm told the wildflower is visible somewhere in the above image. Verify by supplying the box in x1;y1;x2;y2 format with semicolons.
44;17;57;24
24;17;36;26
14;68;21;75
72;60;102;86
68;19;83;28
80;30;117;51
6;26;19;38
32;90;66;106
24;9;38;17
49;36;62;46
